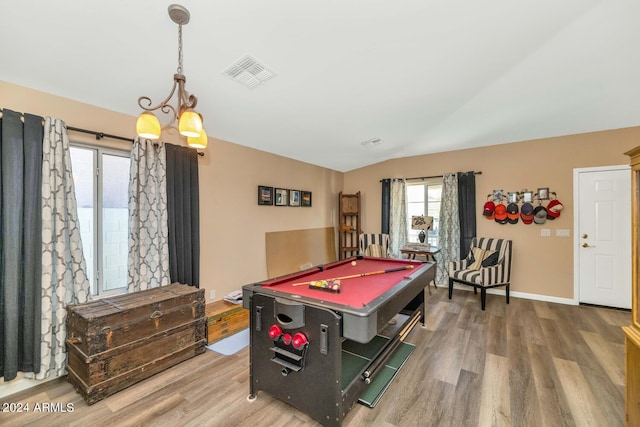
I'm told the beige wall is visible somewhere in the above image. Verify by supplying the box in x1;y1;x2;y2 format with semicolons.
1;81;343;302
345;128;640;300
3;80;639;302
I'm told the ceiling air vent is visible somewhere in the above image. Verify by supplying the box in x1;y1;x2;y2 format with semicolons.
224;55;276;89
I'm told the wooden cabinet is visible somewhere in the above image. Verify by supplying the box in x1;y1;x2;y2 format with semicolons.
205;300;249;344
338;191;361;259
624;147;640;425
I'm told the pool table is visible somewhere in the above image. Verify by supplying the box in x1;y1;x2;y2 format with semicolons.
242;256;435;426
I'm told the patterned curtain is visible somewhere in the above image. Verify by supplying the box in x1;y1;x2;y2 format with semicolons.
127;138;170;292
0;109;43;380
31;117;90;380
389;179;407;257
436;173;460;285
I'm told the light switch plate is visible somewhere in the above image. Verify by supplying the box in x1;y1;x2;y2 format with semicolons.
556;229;570;237
540;229;551;237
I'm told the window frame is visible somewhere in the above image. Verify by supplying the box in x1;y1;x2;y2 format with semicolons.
406;180;442;246
70;142;130;298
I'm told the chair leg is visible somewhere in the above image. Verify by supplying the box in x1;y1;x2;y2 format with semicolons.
506;284;510;304
473;285;477;295
448;278;453;299
480;288;487;310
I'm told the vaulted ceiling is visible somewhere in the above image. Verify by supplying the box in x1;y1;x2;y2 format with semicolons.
3;1;640;171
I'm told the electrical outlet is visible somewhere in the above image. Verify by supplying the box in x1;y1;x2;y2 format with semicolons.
210;290;216;300
540;229;551;237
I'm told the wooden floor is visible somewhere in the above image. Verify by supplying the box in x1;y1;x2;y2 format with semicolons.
1;288;629;427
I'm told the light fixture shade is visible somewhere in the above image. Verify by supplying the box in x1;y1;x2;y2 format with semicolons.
136;112;161;139
178;110;203;137
187;127;208;149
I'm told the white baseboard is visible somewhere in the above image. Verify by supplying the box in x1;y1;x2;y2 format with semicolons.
0;375;60;399
447;284;577;306
488;288;577;306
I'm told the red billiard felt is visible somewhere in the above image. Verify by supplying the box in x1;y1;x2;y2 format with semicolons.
260;257;426;307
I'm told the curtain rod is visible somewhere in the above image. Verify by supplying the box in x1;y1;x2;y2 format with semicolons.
380;171;482;182
67;126;133;143
66;126;205;157
0;109;204;157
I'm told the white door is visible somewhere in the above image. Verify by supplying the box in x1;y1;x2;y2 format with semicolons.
575;166;631;308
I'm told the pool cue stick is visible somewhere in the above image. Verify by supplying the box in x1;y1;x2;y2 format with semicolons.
363;337;402;383
363;310;422;382
290;265;415;287
399;310;422;341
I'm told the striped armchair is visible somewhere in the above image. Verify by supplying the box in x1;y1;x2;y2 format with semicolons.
358;233;391;258
448;237;512;310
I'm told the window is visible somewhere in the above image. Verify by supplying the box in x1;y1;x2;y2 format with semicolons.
70;144;130;297
406;181;442;246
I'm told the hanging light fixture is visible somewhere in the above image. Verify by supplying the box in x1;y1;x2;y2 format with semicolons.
136;4;207;149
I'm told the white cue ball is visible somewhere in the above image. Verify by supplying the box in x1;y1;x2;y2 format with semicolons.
351;261;357;266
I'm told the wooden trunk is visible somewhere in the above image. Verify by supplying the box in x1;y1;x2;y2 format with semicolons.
66;283;206;404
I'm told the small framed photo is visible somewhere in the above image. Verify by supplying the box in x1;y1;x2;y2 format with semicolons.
507;192;518;203
289;190;301;207
275;188;288;206
538;187;549;200
301;191;312;207
257;185;273;205
522;191;533;203
492;189;503;202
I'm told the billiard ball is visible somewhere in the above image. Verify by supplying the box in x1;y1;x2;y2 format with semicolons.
351;261;357;266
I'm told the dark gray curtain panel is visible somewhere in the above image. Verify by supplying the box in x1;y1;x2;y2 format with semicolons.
381;179;390;234
1;109;43;380
457;171;477;259
165;144;200;287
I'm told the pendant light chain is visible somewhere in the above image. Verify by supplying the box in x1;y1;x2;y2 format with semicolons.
177;24;183;74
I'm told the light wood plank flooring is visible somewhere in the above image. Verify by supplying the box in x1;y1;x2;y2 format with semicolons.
1;288;629;427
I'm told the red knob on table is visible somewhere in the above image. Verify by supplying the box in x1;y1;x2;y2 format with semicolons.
292;332;308;349
269;324;283;340
282;333;293;345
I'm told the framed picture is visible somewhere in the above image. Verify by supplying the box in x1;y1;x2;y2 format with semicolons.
301;191;312;207
289;190;300;207
257;185;273;205
538;187;549;200
492;189;503;202
507;192;518;203
275;188;288;206
522;191;533;203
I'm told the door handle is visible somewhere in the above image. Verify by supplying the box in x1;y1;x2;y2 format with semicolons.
582;243;595;248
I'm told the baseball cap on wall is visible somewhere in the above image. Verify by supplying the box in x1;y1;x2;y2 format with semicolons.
483;201;496;220
506;203;519;224
520;202;534;224
533;205;547;224
547;199;564;219
494;204;508;224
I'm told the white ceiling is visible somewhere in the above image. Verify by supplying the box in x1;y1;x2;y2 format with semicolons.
2;0;640;172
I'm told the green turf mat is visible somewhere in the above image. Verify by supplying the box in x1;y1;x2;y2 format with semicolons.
357;342;415;408
342;335;391;388
342;335;389;359
342;351;370;388
385;340;415;369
